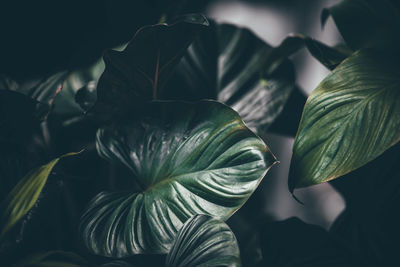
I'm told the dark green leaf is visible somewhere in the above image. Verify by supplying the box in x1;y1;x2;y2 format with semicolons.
28;71;68;107
91;14;208;120
10;251;87;267
277;34;351;70
80;100;276;256
289;48;400;190
54;57;107;116
0;72;68;118
0;153;78;240
165;21;296;133
330;143;400;266
268;86;307;137
322;0;400;50
260;218;353;266
52;44;127;116
0;90;44;201
0;74;19;91
166;215;241;267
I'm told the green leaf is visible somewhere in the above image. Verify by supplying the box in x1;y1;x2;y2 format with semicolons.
91;14;209;120
52;44;127;116
11;251;87;267
165;21;296;133
322;0;400;50
0;74;19;91
0;72;68;118
276;34;351;70
54;58;105;115
27;72;68;107
80;100;276;256
289;48;400;190
0;152;79;240
166;215;241;267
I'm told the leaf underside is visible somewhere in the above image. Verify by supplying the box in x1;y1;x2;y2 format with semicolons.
166;22;296;133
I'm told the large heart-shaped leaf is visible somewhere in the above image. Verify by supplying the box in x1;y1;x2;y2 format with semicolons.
0;152;78;240
164;21;296;133
80;100;276;257
90;14;208;120
322;0;400;50
166;215;241;267
289;48;400;190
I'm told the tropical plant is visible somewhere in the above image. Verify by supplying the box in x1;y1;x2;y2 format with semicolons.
1;0;399;266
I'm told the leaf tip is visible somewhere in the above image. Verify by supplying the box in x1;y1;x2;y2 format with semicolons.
291;193;304;205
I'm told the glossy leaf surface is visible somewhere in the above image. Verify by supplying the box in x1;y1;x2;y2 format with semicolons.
166;215;241;267
91;14;208;119
0;153;78;239
165;22;296;133
322;0;400;50
80;100;275;256
289;48;400;190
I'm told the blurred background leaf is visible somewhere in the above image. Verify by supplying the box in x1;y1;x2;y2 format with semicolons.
322;0;400;49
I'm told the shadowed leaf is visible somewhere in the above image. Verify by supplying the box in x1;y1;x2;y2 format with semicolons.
91;14;208;120
276;34;351;70
0;152;79;240
322;0;400;49
165;21;296;134
330;143;400;266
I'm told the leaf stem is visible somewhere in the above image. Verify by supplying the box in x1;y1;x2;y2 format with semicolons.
153;49;160;100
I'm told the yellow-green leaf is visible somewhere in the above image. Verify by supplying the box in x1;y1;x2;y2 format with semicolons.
0;152;79;239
